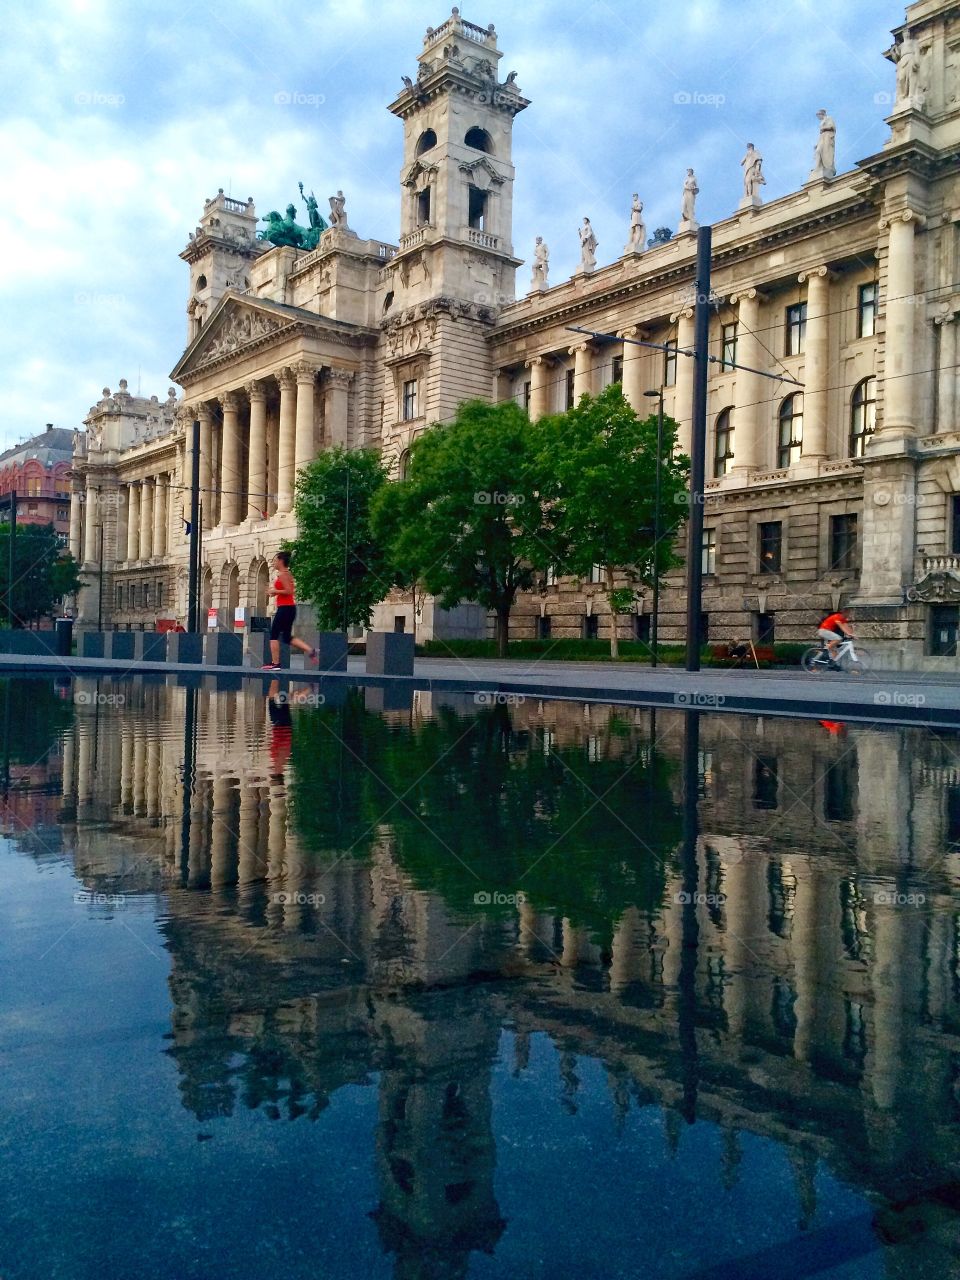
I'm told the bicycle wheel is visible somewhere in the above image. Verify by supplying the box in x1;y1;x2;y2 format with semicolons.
801;646;825;673
843;647;870;676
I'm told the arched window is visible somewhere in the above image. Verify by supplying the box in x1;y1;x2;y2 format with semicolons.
398;449;411;480
850;377;876;458
777;394;804;468
415;129;437;156
464;126;493;153
713;408;735;477
196;274;207;290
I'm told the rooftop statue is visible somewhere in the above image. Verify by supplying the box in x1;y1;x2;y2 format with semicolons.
678;168;699;233
809;110;836;181
300;182;328;245
624;194;646;254
530;235;549;290
740;143;765;207
258;187;328;251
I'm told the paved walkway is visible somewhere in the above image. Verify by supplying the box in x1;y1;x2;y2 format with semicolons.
2;651;959;728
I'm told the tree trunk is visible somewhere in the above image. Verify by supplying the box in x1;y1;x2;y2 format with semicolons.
495;606;510;658
605;565;619;660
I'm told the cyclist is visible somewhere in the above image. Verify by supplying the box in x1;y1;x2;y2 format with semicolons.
817;608;854;664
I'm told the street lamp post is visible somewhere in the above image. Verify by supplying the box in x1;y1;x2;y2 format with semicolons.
644;389;665;668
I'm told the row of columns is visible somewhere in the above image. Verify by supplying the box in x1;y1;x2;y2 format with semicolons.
518;222;923;465
185;363;353;530
71;471;174;566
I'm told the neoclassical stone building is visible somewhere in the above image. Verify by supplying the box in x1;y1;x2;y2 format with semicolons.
72;0;960;665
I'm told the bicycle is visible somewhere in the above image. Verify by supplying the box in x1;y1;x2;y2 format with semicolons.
801;637;870;676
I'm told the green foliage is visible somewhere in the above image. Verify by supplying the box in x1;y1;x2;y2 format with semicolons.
540;384;689;590
0;678;72;762
290;447;394;630
608;588;636;616
288;692;681;940
0;523;82;627
371;400;563;655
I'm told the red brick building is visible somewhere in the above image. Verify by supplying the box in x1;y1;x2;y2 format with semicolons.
0;425;74;542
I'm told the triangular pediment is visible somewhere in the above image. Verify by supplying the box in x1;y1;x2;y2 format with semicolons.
171;293;293;382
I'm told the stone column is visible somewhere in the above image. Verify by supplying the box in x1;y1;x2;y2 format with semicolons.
126;482;140;563
936;313;958;433
525;355;550;421
799;267;829;460
619;326;645;411
82;484;97;566
672;309;695;457
294;362;317;475
139;478;154;561
277;368;297;513
731;289;762;472
220;391;242;526
198;403;214;530
152;474;166;557
569;341;593;402
69;484;82;561
325;367;352;448
246;380;268;520
880;209;922;437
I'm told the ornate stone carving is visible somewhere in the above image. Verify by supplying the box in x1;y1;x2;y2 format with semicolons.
325;367;355;387
893;32;925;109
530;235;549;290
577;218;597;273
220;390;241;412
678;169;699;234
203;309;283;361
245;379;267;402
624;195;646;254
909;571;960;602
739;144;765;207
293;361;318;383
809;110;836;181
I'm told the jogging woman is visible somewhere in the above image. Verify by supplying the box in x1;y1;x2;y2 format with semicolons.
263;551;317;670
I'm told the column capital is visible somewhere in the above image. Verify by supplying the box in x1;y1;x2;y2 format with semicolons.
797;265;831;285
324;366;355;387
669;307;694;324
879;208;926;231
220;390;241;412
277;367;296;392
197;401;215;424
245;379;267;402
567;340;592;356
730;286;764;305
617;324;646;341
293;361;318;384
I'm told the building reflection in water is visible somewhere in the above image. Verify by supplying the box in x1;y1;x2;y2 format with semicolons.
8;673;960;1277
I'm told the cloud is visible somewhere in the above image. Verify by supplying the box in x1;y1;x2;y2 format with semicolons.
0;0;895;447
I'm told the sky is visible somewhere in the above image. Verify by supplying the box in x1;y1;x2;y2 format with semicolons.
0;0;902;450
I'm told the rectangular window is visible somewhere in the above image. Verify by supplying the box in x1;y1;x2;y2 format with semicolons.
115;585;123;610
467;186;487;230
758;521;782;573
143;582;151;607
402;379;418;421
663;339;678;388
416;188;431;225
393;615;407;632
829;513;858;572
929;604;959;658
611;354;624;385
156;582;164;608
713;411;734;478
756;612;776;645
565;367;575;409
701;528;716;576
544;565;556;587
582;614;599;640
857;282;877;339
951;495;960;556
785;302;807;356
523;380;531;411
633;613;651;643
536;614;552;640
721;322;737;371
588;563;604;584
129;584;137;609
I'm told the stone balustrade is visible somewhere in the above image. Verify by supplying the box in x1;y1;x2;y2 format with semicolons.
922;555;960;574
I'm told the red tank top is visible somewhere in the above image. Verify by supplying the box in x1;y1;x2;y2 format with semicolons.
274;576;295;607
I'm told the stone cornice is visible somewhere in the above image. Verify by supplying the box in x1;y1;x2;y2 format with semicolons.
388;67;528;121
857;137;957;185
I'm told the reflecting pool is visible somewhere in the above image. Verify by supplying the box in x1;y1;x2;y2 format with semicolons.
1;674;960;1279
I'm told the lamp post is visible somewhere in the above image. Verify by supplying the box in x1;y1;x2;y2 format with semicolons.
644;389;665;668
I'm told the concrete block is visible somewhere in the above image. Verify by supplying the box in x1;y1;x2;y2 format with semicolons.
365;631;414;676
364;684;414;713
203;632;243;667
243;633;289;668
80;632;105;658
317;631;348;672
133;632;167;662
104;632;136;661
166;632;203;664
0;631;58;656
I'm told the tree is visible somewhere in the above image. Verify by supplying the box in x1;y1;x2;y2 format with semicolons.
372;400;562;657
289;447;394;631
540;384;689;658
0;523;82;628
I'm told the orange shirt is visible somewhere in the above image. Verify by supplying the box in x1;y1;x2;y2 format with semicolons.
821;613;848;632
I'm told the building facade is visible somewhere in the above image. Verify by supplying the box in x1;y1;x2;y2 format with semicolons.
72;0;960;666
0;424;73;540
